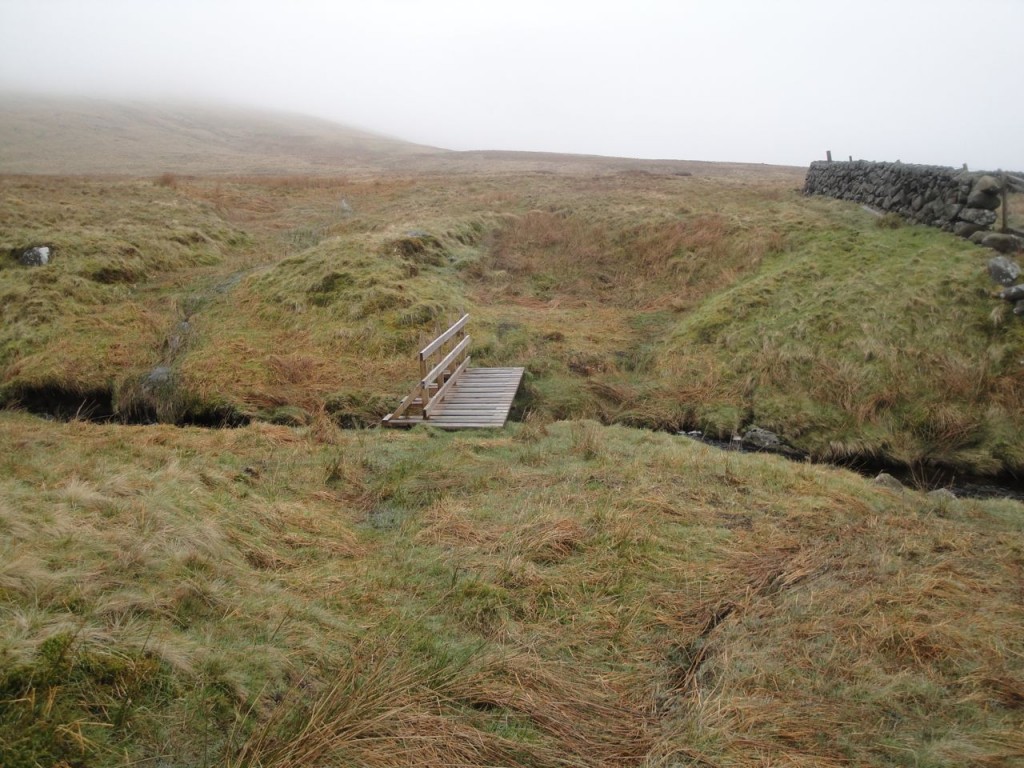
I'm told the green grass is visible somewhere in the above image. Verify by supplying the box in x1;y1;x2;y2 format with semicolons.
659;198;1024;472
2;170;1022;475
1;412;1021;766
1;169;1022;766
4;115;1024;768
0;176;250;412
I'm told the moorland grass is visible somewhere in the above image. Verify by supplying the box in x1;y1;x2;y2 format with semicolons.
3;114;1024;768
0;176;251;415
0;412;1021;766
1;171;1021;473
660;197;1024;472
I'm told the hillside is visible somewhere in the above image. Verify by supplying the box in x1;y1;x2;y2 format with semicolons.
3;167;1023;477
2;413;1023;767
0;94;445;175
1;103;1023;766
0;94;807;179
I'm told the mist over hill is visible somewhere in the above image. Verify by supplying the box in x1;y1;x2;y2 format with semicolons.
0;93;805;177
1;84;1023;767
0;93;445;175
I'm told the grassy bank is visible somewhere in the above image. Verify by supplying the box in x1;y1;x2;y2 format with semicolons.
660;197;1024;474
1;412;1022;766
2;170;1022;475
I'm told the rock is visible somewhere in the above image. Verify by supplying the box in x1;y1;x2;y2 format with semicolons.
264;405;312;427
143;366;173;393
167;321;191;353
1001;284;1024;302
927;488;957;501
967;175;1003;210
954;221;984;238
987;255;1022;285
874;472;905;491
740;426;802;456
967;192;1002;211
14;245;53;266
970;230;990;245
981;233;1022;254
1015;300;1024;316
958;208;998;226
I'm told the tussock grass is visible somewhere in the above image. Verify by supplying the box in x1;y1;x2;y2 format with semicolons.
2;166;1021;472
661;200;1024;472
1;413;1022;766
0;175;250;417
2;159;1023;766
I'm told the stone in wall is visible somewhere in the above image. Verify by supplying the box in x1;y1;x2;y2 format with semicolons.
967;175;1003;210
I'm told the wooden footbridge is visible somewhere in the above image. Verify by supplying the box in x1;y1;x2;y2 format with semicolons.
382;314;524;429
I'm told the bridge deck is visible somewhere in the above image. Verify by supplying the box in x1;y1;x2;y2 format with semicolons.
383;367;524;429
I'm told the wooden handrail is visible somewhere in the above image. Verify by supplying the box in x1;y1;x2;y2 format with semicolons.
422;335;471;389
384;314;472;423
420;313;469;360
424;355;471;417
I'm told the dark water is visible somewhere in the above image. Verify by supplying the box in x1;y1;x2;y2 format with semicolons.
679;432;1024;502
5;385;250;428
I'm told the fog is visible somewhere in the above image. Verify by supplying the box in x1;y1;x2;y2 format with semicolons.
1;0;1022;169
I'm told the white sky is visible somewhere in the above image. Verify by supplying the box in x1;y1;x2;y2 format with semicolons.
1;0;1022;169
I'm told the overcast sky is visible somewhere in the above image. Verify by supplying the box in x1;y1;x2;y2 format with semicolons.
1;0;1022;169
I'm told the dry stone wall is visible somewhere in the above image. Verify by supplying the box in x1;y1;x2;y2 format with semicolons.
803;160;1003;238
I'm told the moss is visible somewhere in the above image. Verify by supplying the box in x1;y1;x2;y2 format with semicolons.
0;633;176;767
325;388;393;427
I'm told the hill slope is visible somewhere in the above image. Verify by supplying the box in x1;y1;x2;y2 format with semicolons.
0;94;809;178
0;94;445;174
5;168;1023;477
2;414;1022;767
1;105;1023;768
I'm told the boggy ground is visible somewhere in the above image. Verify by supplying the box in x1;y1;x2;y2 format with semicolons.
2;166;1023;476
2;165;1024;766
1;413;1022;767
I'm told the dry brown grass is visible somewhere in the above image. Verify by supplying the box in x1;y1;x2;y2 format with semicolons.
1;414;1022;766
1007;190;1024;230
482;205;782;311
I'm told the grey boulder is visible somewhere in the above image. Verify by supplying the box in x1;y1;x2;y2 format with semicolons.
1001;284;1024;302
143;366;173;394
981;233;1022;254
967;175;1003;210
14;245;53;266
874;472;905;491
987;255;1021;285
741;426;803;457
958;208;998;226
954;221;984;238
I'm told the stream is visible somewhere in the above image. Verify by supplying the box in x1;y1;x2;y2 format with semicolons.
5;392;1023;502
679;431;1024;502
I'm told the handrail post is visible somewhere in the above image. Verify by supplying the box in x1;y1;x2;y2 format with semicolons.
418;354;428;415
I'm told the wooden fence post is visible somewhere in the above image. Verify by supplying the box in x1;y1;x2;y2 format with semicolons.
1002;174;1009;233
